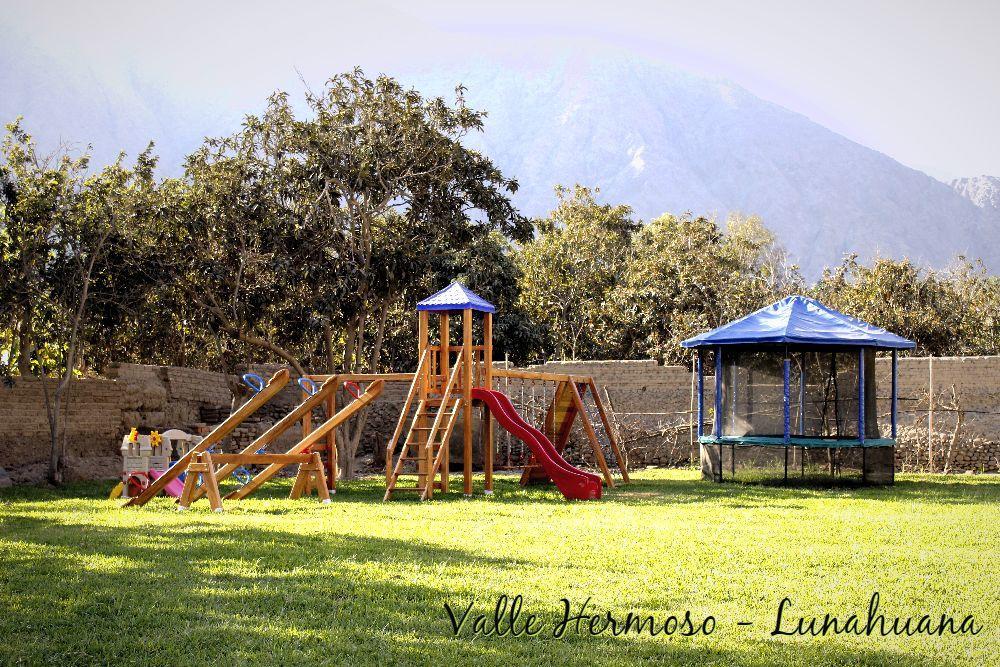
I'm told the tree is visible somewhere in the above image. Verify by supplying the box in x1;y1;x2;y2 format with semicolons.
0;119;87;379
516;185;637;360
610;213;800;363
153;70;529;478
813;255;990;356
1;119;157;482
41;149;157;483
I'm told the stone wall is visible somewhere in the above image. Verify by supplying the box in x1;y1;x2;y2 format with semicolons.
874;356;1000;473
1;355;998;484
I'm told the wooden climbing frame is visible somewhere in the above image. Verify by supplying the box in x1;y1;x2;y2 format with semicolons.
493;370;629;487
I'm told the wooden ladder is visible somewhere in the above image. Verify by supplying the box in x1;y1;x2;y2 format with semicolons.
384;396;462;500
385;348;464;501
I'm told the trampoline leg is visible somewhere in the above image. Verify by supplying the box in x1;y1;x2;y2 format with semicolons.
784;445;789;483
731;444;735;479
862;446;867;484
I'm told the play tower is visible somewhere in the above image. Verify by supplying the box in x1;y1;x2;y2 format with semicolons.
384;282;495;500
385;282;628;501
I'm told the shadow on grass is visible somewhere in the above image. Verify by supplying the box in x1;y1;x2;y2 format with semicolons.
4;469;999;512
0;511;961;667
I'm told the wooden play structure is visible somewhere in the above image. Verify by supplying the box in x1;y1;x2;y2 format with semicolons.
124;369;384;509
124;281;627;509
384;282;628;501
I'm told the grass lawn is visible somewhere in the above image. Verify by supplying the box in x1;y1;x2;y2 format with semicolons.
0;469;996;666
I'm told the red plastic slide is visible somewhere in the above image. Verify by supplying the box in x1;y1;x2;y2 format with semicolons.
472;388;601;500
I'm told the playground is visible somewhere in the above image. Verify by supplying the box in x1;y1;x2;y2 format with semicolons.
0;471;997;666
1;286;998;666
117;283;629;510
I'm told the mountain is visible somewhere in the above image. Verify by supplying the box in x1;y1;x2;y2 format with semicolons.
2;44;996;278
406;56;998;277
951;176;1000;217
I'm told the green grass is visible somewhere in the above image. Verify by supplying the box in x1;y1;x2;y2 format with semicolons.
0;469;996;666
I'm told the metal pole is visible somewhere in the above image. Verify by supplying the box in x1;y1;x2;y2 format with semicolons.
891;349;898;439
697;350;704;439
858;348;865;446
783;356;791;444
714;347;723;438
799;352;806;435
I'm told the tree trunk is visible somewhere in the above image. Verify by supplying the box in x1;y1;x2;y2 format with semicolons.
41;375;64;485
336;299;387;480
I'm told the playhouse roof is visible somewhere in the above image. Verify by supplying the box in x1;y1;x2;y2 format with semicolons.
680;296;916;349
416;282;495;313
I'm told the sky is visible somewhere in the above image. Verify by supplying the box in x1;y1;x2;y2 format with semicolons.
1;0;998;181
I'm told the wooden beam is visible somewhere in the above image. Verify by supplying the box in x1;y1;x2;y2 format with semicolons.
200;453;313;465
189;375;339;501
303;372;415;383
124;368;290;507
569;381;615;488
327;387;338;491
224;380;384;500
492;369;587;383
587;379;629;483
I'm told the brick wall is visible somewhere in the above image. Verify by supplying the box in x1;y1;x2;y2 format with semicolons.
1;356;997;484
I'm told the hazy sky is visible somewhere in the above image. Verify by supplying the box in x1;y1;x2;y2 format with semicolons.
2;0;998;181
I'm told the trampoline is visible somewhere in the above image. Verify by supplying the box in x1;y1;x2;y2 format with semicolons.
681;296;915;484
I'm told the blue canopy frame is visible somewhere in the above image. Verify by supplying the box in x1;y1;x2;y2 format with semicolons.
687;297;915;482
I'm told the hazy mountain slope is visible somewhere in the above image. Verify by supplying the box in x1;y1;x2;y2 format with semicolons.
2;42;995;278
409;56;997;277
952;176;1000;216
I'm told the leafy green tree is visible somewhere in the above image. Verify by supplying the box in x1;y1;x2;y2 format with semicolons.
516;185;637;360
609;213;800;363
0;120;87;378
812;255;999;356
0;118;158;482
149;70;528;477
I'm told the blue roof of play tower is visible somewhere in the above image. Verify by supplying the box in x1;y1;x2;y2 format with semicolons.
680;296;916;349
416;282;495;313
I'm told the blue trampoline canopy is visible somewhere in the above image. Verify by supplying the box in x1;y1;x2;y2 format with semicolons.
416;281;495;313
684;297;913;482
681;296;915;349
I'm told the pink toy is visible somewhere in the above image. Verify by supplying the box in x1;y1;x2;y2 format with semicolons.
148;468;185;498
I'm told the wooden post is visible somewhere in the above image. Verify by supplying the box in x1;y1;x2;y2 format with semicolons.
484;312;493;389
570;382;614;487
328;387;338;492
440;313;450;493
484;312;493;493
587;379;629;483
463;308;473;495
418;310;430;492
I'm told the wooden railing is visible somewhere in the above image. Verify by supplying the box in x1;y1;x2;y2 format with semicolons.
384;348;431;480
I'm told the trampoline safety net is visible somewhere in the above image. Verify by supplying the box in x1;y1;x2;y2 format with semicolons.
721;349;879;440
